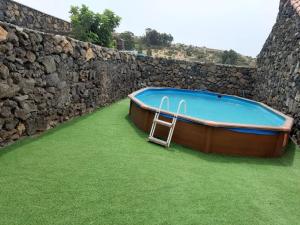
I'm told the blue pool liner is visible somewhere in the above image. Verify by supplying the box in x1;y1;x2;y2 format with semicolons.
133;87;285;136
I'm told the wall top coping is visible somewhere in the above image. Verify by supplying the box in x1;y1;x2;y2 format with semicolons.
6;0;70;24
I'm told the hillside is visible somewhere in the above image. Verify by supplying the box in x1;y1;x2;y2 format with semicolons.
117;29;256;67
144;44;256;67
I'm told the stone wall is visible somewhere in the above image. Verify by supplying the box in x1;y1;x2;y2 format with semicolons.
254;0;300;141
137;57;255;98
0;21;255;147
0;0;71;35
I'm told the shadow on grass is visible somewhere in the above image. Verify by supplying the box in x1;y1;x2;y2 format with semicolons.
0;110;98;158
0;100;125;158
125;115;148;138
125;115;297;167
173;141;296;167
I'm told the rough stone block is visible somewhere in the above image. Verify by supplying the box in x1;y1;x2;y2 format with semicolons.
0;82;20;99
0;64;9;79
0;26;8;42
86;48;95;61
4;118;19;130
0;106;11;118
41;56;56;74
46;73;60;87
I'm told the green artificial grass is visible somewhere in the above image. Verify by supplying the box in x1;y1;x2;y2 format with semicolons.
0;99;300;225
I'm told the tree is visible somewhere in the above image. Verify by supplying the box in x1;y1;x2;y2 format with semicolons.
159;33;173;47
70;5;121;47
221;49;238;65
119;31;135;50
143;28;160;46
186;46;193;57
142;28;173;47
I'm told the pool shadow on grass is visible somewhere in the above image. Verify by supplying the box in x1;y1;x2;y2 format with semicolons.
125;115;297;167
172;141;297;167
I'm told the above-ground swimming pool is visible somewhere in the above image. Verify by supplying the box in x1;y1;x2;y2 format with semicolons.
128;87;293;157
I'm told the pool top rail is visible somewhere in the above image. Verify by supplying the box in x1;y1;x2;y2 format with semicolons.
128;87;294;132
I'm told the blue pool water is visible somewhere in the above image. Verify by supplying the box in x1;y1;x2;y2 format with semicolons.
135;89;285;127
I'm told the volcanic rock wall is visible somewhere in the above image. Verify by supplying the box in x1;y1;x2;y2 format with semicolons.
255;0;300;140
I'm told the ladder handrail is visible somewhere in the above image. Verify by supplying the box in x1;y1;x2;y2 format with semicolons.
158;96;170;113
175;100;187;117
149;97;187;148
150;96;170;139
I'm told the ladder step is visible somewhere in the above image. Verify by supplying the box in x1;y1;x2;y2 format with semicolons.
148;136;168;147
154;119;173;127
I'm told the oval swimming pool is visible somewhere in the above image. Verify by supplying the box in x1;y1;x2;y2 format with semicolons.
128;87;293;157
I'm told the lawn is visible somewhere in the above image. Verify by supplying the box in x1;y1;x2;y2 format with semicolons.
0;99;300;225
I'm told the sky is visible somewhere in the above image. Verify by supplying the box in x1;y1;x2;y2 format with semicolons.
15;0;279;57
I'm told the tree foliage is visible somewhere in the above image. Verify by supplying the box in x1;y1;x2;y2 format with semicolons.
119;31;135;50
146;49;152;56
221;49;238;65
137;45;143;54
70;5;121;47
142;28;173;47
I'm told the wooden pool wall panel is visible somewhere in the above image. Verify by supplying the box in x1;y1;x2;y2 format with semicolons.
129;101;289;157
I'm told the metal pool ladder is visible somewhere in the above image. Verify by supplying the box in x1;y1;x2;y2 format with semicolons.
148;96;187;147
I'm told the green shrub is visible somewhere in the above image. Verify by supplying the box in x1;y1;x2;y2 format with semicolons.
70;5;121;48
